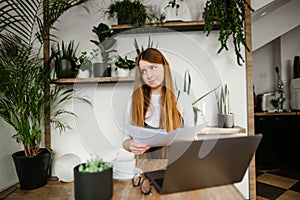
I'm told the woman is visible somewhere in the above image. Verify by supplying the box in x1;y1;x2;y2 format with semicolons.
123;48;194;157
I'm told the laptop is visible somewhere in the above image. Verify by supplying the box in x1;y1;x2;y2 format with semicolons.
144;134;262;194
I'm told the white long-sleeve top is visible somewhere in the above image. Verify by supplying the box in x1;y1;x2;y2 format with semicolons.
123;91;195;141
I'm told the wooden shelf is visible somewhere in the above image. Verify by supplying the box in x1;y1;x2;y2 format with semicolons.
53;77;135;84
111;20;218;33
255;111;300;116
199;126;246;135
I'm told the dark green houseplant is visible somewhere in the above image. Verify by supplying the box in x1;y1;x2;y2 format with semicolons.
0;0;90;189
50;40;90;78
106;0;157;26
115;56;135;70
203;0;254;66
50;40;79;78
78;51;93;73
114;55;135;77
90;23;117;77
74;157;113;200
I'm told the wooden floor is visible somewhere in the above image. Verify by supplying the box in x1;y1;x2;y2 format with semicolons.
0;177;74;200
256;167;300;200
2;167;300;200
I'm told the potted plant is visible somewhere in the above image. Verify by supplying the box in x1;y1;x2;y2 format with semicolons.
106;0;157;27
77;51;93;78
90;23;117;77
215;84;234;128
50;40;82;79
203;0;254;66
114;55;135;77
181;69;219;124
0;37;91;189
74;157;113;200
133;36;159;60
0;0;90;190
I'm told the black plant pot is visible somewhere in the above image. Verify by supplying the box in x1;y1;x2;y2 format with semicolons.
103;66;111;77
293;56;300;79
74;164;113;200
117;16;132;25
12;148;52;190
55;59;77;78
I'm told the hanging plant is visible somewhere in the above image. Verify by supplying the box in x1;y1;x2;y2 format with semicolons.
203;0;254;66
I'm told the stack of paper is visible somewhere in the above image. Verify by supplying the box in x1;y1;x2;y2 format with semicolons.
127;124;206;147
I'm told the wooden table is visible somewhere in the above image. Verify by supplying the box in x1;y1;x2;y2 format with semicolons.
112;159;245;199
1;159;244;199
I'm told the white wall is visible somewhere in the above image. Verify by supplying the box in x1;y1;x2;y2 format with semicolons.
253;25;300;110
1;0;250;197
280;25;300;109
0;119;22;191
253;40;276;95
252;0;300;51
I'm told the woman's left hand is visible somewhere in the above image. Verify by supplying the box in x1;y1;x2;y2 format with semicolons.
129;140;150;155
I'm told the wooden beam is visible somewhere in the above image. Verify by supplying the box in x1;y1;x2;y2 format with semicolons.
245;0;256;199
43;0;51;150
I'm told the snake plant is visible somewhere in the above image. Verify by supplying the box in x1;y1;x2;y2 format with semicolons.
180;69;219;122
216;84;231;115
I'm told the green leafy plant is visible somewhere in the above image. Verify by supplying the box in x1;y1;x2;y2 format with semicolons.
106;0;158;27
115;56;135;70
0;0;90;157
90;23;117;66
78;157;112;173
78;51;92;71
0;36;91;157
203;0;254;66
181;70;219;122
215;84;231;115
50;40;82;78
61;40;79;61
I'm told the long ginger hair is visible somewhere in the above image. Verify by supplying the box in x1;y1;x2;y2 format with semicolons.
130;48;182;131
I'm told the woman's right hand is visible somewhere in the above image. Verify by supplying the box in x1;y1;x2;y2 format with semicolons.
126;140;150;155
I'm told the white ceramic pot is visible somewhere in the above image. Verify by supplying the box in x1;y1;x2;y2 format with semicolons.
117;68;130;77
77;69;90;78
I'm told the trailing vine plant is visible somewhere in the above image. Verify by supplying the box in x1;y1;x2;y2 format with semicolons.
203;0;254;66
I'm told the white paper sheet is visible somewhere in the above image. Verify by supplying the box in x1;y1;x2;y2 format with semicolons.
127;124;206;147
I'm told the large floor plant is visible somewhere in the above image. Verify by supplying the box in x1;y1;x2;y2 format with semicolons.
0;0;90;156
